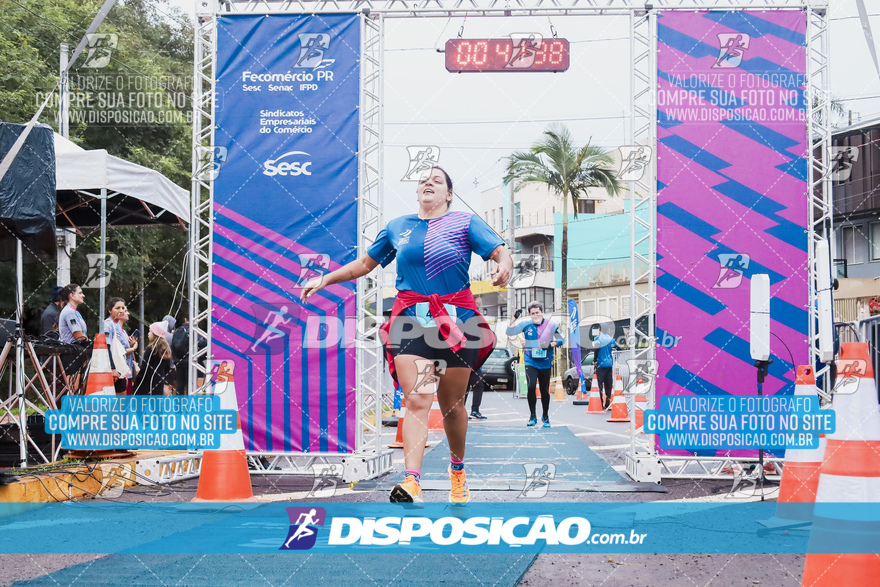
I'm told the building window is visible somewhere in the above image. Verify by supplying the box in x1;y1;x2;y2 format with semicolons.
515;288;554;314
543;289;554;312
608;297;619;320
514;202;522;227
842;225;864;265
872;223;880;261
621;295;631;318
582;298;596;319
595;297;609;319
576;199;595;214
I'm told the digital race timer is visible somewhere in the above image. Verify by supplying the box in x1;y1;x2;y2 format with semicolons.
445;38;570;73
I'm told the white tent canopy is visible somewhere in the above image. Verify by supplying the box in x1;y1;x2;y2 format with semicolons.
52;132;189;315
54;133;188;221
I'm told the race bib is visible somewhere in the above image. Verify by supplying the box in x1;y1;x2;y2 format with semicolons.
531;348;547;359
414;302;457;328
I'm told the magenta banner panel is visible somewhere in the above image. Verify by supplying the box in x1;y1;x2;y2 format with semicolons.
655;10;809;457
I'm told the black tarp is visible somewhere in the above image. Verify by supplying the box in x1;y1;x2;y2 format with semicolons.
0;122;57;261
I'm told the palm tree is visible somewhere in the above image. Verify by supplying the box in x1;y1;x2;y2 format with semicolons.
504;124;622;370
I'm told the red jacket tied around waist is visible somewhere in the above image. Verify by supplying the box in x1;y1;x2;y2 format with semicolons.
379;289;496;384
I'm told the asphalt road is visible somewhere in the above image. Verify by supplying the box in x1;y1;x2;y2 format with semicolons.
0;388;804;586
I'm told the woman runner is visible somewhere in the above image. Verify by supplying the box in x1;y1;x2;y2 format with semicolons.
301;167;512;503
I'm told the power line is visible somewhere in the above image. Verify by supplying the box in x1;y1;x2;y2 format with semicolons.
839;95;880;103
830;13;880;21
385;114;627;125
387;36;630;52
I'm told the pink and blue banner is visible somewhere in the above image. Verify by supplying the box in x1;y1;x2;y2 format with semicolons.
213;14;360;453
655;10;809;457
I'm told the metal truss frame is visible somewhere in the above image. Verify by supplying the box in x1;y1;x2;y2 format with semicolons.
806;1;832;401
625;0;830;480
657;455;783;481
218;0;823;18
196;0;829;482
626;4;657;482
190;8;215;397
190;2;392;481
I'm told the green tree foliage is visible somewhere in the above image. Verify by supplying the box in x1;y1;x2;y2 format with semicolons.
0;0;193;336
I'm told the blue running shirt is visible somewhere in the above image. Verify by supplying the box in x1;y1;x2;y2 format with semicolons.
506;319;565;369
368;211;503;323
594;332;618;367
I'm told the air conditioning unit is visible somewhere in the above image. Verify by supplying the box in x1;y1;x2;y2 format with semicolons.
531;254;543;270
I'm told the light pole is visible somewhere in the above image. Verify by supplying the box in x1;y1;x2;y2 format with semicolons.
506;175;515;322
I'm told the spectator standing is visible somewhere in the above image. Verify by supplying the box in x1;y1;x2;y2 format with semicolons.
58;284;87;344
40;286;64;335
133;322;174;396
593;323;618;410
119;307;138;394
57;284;89;390
171;318;206;394
163;315;176;346
103;298;137;395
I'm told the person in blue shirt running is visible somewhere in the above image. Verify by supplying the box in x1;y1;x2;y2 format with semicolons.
301;167;513;505
593;323;618;410
506;301;565;427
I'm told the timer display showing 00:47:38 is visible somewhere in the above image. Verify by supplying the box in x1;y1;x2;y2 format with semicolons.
445;38;570;72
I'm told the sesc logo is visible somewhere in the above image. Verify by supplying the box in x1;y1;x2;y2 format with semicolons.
263;151;313;177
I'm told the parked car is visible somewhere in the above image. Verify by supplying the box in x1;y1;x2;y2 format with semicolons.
480;348;518;388
564;350;634;394
564;354;594;395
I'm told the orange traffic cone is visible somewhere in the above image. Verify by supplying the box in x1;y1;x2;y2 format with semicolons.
625;377;648;434
607;374;630;422
586;373;604;414
633;377;648;432
85;334;116;396
66;334;131;459
553;379;565;402
428;394;445;431
573;373;594;406
193;361;254;502
389;401;406;449
759;366;828;533
777;366;826;511
389;393;432;448
802;342;880;585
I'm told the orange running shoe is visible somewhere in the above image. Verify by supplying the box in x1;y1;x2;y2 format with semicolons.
448;466;470;504
390;475;423;503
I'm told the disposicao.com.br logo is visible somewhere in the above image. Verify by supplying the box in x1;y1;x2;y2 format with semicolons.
325;515;647;548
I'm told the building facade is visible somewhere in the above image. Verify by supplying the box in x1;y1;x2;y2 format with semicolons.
832;117;880;279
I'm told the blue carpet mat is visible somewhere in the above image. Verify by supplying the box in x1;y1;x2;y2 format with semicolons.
367;426;665;492
13;553;537;586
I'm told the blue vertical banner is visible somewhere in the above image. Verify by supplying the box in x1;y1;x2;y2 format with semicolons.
568;299;585;391
213;14;360;453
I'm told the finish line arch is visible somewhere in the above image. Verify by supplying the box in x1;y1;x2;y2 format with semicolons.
187;0;831;482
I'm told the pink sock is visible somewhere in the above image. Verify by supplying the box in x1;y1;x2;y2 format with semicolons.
450;457;464;471
405;468;421;482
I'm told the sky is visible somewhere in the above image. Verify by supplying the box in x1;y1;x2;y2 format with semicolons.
165;0;880;216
